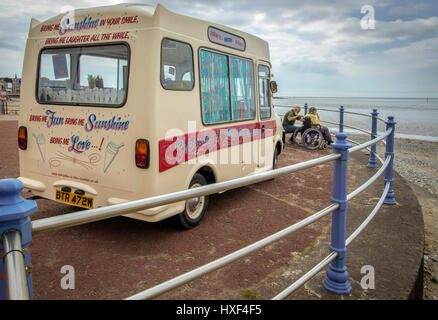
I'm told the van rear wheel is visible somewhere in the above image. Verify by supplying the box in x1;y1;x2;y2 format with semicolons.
177;173;209;229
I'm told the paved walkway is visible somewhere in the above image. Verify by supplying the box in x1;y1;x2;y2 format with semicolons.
254;149;424;300
0;119;424;299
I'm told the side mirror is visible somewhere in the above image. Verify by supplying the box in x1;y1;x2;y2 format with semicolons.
270;81;278;93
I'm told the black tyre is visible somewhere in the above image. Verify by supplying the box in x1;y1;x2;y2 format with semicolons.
177;173;209;229
273;147;279;170
303;128;322;150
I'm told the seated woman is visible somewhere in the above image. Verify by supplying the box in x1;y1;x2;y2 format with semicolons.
305;107;333;145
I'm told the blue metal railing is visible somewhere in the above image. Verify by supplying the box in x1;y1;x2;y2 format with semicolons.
0;106;396;300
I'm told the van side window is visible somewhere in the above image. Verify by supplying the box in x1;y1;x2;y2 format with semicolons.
37;44;129;107
258;65;271;120
199;50;231;124
161;39;194;90
230;57;256;120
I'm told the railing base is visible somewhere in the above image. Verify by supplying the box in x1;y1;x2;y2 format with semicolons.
384;190;397;205
323;264;352;295
367;158;378;168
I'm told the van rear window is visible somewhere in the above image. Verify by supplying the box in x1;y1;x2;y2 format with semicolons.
37;44;129;107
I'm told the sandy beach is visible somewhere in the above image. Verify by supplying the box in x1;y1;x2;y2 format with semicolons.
371;136;438;197
346;133;438;200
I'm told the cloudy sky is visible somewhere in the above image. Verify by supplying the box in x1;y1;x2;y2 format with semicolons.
1;0;437;97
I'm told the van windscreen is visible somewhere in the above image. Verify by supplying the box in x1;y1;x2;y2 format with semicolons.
37;44;129;107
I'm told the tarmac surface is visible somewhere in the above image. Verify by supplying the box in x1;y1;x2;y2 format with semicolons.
0;120;424;300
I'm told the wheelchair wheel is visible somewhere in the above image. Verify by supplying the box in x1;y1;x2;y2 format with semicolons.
303;128;323;150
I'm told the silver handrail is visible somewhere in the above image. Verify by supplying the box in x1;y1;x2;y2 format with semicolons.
349;127;392;153
321;120;372;136
347;156;391;201
26;105;393;301
272;182;391;300
275;104;387;146
317;107;387;123
31;153;341;234
346;182;391;246
2;230;30;300
316;118;387;146
347;138;386;160
274;105;387;123
317;108;373;119
125;203;339;300
1;102;397;301
125;154;392;300
31;127;390;235
272;251;338;300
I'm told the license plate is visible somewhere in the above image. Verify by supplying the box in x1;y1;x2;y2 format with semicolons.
55;190;94;209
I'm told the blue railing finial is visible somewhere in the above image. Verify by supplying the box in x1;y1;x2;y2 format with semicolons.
367;109;379;168
339;106;344;133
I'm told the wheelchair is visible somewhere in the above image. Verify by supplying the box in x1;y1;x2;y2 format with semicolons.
291;117;327;150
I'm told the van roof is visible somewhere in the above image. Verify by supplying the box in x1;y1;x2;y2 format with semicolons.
28;3;270;61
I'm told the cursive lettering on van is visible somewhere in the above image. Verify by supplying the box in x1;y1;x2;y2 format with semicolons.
68;135;91;154
84;114;130;132
46;110;64;128
59;16;100;36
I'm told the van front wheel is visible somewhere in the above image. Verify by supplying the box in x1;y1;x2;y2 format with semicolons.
273;147;279;170
177;173;209;229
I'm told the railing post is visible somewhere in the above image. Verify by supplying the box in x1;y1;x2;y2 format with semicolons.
384;116;397;205
367;109;379;168
304;103;308;115
0;179;37;300
323;132;352;295
339;106;344;133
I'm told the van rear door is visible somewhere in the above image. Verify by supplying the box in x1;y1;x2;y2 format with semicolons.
20;43;131;207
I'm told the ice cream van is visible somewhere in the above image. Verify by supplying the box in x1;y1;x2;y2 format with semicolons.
17;3;283;228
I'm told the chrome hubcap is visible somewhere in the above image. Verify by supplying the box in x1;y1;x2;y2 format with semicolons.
186;183;204;219
187;197;200;212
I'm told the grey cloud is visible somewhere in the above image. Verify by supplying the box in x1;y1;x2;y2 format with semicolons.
337;16;438;42
279;59;339;75
0;0;437;97
0;20;28;51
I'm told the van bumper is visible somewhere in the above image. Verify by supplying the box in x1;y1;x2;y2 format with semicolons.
18;176;46;192
17;176;184;223
107;197;184;222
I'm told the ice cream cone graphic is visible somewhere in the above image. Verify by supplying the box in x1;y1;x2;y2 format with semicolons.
103;141;124;173
33;133;46;162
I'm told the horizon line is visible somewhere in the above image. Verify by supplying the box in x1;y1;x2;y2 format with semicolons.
273;96;438;100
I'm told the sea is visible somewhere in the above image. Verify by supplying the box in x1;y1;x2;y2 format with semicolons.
273;97;438;142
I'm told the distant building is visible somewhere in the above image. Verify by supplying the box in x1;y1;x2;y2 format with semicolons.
0;75;21;94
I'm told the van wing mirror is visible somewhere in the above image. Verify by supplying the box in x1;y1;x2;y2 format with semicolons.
270;81;278;93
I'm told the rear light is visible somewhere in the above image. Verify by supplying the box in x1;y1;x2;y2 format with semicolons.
18;126;27;150
135;139;150;169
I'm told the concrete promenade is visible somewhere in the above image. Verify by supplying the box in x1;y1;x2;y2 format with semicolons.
0;120;424;300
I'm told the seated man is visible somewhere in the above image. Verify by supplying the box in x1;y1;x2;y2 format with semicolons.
282;106;304;143
305;107;333;145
